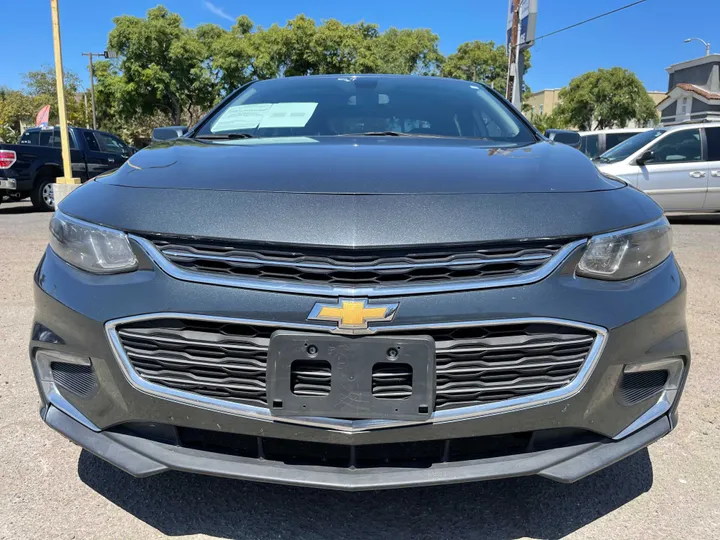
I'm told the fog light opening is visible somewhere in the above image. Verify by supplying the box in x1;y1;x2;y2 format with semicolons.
32;349;100;432
614;357;684;440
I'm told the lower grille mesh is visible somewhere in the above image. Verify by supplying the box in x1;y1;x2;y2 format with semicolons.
619;370;668;404
51;362;97;397
114;318;597;413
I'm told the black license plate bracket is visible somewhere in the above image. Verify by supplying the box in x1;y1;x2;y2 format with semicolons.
267;332;435;420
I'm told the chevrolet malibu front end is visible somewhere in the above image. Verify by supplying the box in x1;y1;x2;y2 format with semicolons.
30;75;689;490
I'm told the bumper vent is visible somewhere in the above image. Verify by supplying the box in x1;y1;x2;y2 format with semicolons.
618;370;669;405
146;236;570;287
51;362;97;397
113;317;598;414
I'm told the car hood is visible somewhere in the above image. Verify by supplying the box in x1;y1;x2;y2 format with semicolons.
99;137;622;195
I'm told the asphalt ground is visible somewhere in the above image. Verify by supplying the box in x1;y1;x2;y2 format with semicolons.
1;200;719;539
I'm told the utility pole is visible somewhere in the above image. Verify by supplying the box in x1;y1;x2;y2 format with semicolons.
82;50;117;130
50;0;77;186
506;0;520;105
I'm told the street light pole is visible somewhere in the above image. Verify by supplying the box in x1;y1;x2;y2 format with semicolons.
82;52;99;129
684;37;711;56
82;50;118;130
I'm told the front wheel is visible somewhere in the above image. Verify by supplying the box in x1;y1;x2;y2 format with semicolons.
31;177;55;212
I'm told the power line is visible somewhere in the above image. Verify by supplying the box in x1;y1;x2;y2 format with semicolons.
520;0;651;47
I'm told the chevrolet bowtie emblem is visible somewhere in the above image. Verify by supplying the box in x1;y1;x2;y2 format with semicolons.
308;299;398;333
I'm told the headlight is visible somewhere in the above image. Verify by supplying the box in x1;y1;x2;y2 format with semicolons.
577;217;672;280
49;211;138;274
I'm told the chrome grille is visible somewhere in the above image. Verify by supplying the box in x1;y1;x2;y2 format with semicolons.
114;317;597;413
145;236;572;287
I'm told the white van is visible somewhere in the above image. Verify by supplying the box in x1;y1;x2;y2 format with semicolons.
595;122;720;212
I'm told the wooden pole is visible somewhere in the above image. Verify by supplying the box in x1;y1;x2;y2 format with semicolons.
50;0;78;184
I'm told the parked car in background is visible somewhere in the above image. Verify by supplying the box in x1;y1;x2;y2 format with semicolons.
0;126;134;211
595;122;720;211
579;128;650;159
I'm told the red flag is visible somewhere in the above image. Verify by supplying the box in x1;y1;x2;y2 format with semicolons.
36;105;51;127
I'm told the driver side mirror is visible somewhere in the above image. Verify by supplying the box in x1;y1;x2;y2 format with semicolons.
635;150;654;166
152;126;188;142
544;129;582;149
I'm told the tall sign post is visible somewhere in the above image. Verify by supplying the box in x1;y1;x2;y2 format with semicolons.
50;0;81;206
506;0;537;109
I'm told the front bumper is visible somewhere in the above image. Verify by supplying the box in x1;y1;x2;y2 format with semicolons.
44;404;671;490
30;245;690;489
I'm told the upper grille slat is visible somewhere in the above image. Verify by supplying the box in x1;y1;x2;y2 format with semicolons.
115;318;597;414
145;236;573;288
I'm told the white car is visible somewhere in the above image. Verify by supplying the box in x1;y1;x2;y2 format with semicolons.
595;122;720;212
579;128;650;159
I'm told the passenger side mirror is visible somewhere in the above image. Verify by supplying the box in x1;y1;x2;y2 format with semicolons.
635;150;654;166
544;129;582;149
151;126;188;142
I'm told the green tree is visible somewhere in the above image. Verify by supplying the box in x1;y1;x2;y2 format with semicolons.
104;5;219;125
373;27;443;75
22;65;88;127
0;88;35;142
441;41;530;94
554;68;658;130
0;67;87;142
527;111;568;133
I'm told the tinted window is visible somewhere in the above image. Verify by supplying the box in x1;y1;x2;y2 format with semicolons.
706;127;720;161
582;135;600;158
82;132;100;152
605;132;639;151
197;77;536;144
598;129;665;163
52;129;77;149
39;130;52;147
19;131;39;145
646;129;701;163
95;132;128;154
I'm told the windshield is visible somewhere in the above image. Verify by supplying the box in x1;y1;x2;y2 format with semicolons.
194;76;537;144
596;129;665;163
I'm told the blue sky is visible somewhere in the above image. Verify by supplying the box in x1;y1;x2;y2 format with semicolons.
1;0;717;94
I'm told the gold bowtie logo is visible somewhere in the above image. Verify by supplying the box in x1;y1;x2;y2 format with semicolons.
308;299;398;333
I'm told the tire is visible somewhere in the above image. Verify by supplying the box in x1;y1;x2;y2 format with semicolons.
31;176;55;212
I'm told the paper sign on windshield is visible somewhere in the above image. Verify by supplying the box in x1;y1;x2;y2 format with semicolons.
211;102;317;132
258;103;318;128
211;104;272;132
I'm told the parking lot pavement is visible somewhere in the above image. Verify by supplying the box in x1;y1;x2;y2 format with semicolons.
1;200;719;540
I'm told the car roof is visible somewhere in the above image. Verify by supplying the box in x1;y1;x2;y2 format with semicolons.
663;121;720;132
249;74;491;89
578;128;651;135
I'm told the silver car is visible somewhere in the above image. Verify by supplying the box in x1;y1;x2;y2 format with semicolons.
596;122;720;212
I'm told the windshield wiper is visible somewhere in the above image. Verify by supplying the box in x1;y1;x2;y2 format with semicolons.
342;131;413;137
195;133;255;140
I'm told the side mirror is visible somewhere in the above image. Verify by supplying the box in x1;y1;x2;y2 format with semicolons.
151;126;188;142
544;129;582;149
635;150;654;166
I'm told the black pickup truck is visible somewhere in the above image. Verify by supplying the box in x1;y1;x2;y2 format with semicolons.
0;126;133;211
